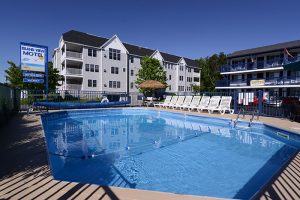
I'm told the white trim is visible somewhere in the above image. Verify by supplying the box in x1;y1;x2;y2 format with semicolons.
220;67;283;75
64;41;104;49
216;85;300;89
100;35;129;53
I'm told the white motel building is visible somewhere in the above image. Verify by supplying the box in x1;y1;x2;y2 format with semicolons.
53;30;200;100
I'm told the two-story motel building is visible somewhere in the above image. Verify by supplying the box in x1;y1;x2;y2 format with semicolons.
216;40;300;96
53;30;200;100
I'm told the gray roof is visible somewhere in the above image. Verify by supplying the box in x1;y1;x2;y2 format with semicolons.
228;39;300;58
63;30;109;47
62;30;199;68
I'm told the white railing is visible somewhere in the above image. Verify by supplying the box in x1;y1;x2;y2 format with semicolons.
65;51;82;59
66;84;82;90
66;68;82;75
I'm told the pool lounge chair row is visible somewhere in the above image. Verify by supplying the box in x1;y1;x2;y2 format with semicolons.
154;95;234;114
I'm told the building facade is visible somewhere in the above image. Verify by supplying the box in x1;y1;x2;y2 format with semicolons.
53;30;200;97
216;40;300;96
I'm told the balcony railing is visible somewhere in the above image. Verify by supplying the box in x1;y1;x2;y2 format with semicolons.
63;51;82;59
66;68;82;75
216;76;300;87
66;83;82;90
220;58;293;73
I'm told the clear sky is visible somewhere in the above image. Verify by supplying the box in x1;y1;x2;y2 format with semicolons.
1;0;300;83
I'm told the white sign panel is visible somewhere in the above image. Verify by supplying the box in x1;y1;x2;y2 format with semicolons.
20;43;47;72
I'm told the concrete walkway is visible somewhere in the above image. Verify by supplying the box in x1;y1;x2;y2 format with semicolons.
0;111;299;200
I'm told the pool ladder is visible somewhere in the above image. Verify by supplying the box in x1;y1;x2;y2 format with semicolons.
233;108;259;128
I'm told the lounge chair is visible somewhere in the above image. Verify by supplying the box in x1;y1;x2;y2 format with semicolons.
199;96;220;112
175;96;193;110
154;96;172;108
165;96;179;108
172;96;187;109
189;96;210;111
185;96;202;111
208;96;234;114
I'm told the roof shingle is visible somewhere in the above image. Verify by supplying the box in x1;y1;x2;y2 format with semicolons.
62;30;199;68
228;40;300;58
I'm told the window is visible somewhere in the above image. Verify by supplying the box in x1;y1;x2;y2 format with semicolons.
179;76;183;81
109;81;121;88
178;86;184;91
88;49;92;57
111;67;119;74
194;68;200;73
130;82;134;89
90;64;94;72
130;56;134;63
123;68;126;72
131;70;134;76
88;79;92;87
169;85;171;90
109;48;121;60
93;80;97;87
95;65;99;72
169;75;171;80
88;49;97;57
180;65;184;71
85;64;89;71
194;77;200;82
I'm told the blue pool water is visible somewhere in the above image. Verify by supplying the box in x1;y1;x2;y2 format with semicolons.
41;109;300;199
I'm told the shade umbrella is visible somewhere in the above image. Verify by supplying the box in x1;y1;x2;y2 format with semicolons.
138;80;167;89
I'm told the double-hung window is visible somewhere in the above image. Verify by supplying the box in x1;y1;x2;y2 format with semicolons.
111;67;119;74
88;49;97;57
109;48;121;60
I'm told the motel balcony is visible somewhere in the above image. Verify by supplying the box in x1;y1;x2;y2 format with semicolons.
61;60;83;76
215;76;300;87
62;51;83;60
220;57;300;73
65;83;82;90
65;77;83;90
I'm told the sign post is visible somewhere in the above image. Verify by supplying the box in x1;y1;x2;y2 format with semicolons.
20;42;48;101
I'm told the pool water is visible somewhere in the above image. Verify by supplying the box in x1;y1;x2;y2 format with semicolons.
41;109;300;199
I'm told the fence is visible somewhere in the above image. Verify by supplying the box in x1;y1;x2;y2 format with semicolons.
20;90;130;110
17;89;300;120
166;90;300;120
0;83;20;127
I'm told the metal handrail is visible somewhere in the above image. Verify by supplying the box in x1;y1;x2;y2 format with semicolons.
233;108;245;128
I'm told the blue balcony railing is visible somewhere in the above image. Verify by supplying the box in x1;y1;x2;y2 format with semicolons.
220;58;296;73
216;76;300;87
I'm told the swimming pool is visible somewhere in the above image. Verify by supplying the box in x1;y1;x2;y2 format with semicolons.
41;108;300;199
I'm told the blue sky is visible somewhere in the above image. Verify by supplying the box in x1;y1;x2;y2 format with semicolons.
1;0;300;83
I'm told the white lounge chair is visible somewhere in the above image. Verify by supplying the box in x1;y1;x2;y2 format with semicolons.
173;96;191;109
199;96;220;112
154;96;172;108
208;96;234;114
190;96;210;111
165;96;179;108
187;96;202;111
177;96;193;110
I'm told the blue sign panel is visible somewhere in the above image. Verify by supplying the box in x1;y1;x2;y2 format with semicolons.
23;72;44;78
23;78;44;83
20;43;47;72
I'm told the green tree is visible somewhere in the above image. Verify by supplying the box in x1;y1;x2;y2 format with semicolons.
5;61;63;90
135;56;167;96
197;53;226;92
